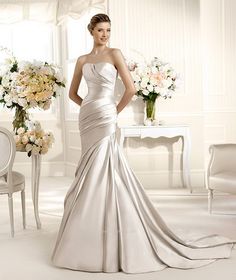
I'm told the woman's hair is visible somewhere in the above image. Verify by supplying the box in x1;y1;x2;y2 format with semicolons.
87;13;111;35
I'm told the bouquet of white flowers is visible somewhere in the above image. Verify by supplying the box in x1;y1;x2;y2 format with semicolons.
14;121;54;157
125;56;180;125
0;47;65;110
127;56;179;102
0;46;66;132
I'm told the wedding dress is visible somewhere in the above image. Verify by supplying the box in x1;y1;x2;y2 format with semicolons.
51;62;234;273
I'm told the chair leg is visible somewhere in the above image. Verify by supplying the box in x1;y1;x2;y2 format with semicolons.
21;189;26;229
8;194;14;237
208;189;213;214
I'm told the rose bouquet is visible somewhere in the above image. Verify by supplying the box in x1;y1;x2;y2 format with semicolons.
0;46;65;131
14;121;54;157
126;56;180;125
127;56;179;101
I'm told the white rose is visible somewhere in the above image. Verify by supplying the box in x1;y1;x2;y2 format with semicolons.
162;78;172;88
149;77;157;86
132;74;141;83
11;92;18;103
162;63;170;72
151;66;158;74
29;100;38;108
29;135;36;142
14;135;21;144
4;94;12;103
17;127;25;135
55;71;64;83
22;135;29;145
31;145;41;155
41;146;48;154
147;84;153;92
127;61;137;71
166;90;174;98
18;98;28;108
43;100;52;110
0;85;5;99
53;83;59;93
25;143;33;152
154;86;160;94
136;67;145;76
142;89;149;96
159;88;167;97
143;66;151;75
1;75;11;88
134;83;140;91
35;139;43;146
140;79;148;89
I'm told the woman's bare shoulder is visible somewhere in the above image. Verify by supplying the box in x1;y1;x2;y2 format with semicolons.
109;48;125;64
109;48;122;55
77;54;89;64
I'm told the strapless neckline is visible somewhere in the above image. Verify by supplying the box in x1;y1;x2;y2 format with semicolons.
82;62;117;72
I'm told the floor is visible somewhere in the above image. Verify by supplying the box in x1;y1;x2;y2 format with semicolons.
0;177;236;280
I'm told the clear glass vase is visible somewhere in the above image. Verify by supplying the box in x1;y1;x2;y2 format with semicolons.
12;106;29;133
144;99;156;126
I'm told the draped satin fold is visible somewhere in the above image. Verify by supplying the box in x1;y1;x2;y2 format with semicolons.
51;62;234;273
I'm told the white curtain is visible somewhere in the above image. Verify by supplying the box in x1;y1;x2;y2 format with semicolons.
0;0;106;24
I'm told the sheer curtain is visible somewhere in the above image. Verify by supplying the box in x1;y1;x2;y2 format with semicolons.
0;0;106;24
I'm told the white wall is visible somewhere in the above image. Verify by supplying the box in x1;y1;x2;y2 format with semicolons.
201;0;236;164
108;0;204;189
2;0;236;191
106;0;236;189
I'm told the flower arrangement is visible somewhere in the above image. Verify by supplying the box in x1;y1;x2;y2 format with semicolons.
127;56;179;101
126;56;180;125
0;47;65;110
0;46;65;132
14;121;54;157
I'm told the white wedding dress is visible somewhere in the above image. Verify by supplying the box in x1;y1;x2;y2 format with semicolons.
51;62;234;273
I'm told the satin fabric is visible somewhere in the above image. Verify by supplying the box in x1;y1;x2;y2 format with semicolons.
51;62;235;273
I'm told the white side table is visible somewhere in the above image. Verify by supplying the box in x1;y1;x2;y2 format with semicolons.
17;151;42;229
31;154;42;229
118;125;192;192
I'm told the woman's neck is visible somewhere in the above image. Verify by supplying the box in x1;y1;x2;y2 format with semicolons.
90;45;108;56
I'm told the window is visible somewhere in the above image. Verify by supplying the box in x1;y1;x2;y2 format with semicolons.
0;20;55;118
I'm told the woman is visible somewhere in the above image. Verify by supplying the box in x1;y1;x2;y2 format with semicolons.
52;13;234;273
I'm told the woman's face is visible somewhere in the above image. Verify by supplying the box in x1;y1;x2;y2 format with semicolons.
92;22;111;45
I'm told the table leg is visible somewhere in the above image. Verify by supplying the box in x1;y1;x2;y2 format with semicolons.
31;154;42;229
182;132;192;192
168;144;174;188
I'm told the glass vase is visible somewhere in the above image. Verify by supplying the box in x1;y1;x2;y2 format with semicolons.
144;99;156;126
12;106;29;133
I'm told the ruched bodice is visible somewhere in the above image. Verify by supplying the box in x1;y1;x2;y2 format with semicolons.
79;62;118;155
52;62;234;274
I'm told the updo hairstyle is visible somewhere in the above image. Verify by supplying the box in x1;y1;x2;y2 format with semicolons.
87;13;111;35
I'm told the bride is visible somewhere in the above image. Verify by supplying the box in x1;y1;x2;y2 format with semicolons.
51;13;234;273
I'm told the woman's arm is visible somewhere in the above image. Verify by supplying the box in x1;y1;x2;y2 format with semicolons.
68;57;84;106
112;49;136;114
